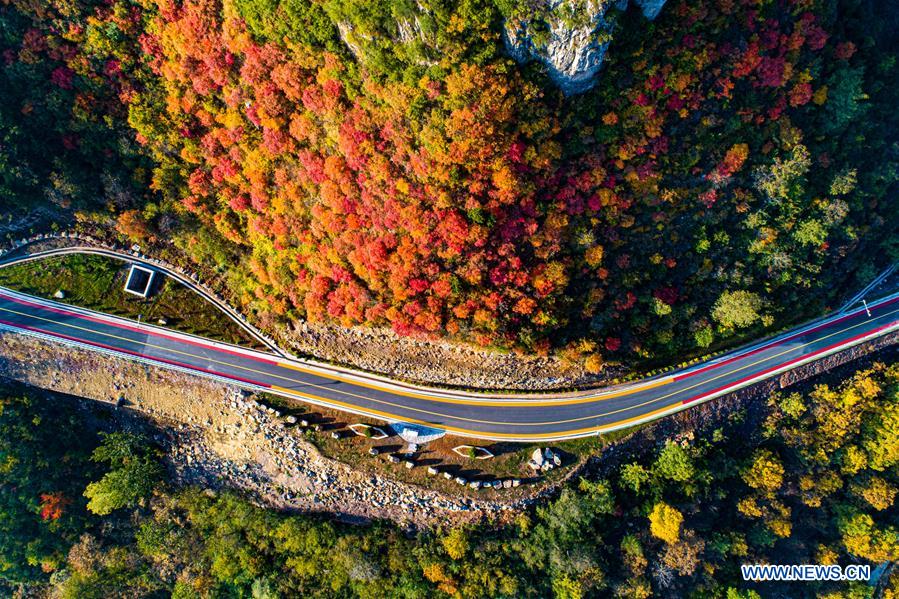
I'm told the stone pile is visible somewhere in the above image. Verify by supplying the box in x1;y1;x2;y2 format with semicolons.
163;389;531;527
528;447;562;472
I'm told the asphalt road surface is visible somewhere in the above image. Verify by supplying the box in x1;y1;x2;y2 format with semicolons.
0;286;896;441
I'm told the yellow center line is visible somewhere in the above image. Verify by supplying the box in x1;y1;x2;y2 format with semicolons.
0;303;582;424
265;385;688;439
276;359;675;406
0;303;405;403
268;306;899;428
1;299;897;437
276;303;898;407
542;307;899;428
0;303;567;426
0;300;671;407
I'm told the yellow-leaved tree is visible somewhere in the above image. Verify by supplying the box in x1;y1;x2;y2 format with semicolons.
649;501;683;545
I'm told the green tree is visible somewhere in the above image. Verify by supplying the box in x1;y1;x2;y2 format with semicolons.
823;66;867;134
694;326;714;348
654;441;695;483
441;528;469;560
620;463;651;493
753;144;811;203
712;290;765;330
83;433;162;516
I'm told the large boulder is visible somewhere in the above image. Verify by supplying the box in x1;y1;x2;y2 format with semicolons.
503;0;668;95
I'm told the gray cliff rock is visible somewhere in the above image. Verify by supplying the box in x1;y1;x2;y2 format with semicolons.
503;0;668;95
503;0;615;95
633;0;667;19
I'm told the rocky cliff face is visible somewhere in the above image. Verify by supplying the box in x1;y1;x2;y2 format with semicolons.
337;14;438;69
331;0;668;96
503;0;616;95
504;0;668;95
331;0;441;72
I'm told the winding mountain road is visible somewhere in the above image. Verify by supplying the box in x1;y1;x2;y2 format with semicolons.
0;284;896;441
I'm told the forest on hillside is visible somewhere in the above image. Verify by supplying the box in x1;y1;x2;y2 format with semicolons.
1;0;897;368
1;360;897;597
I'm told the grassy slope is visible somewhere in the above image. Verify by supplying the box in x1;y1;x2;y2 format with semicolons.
0;254;261;348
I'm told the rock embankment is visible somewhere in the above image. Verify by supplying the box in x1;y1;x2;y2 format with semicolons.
165;392;486;526
282;318;623;391
0;327;895;527
0;332;527;527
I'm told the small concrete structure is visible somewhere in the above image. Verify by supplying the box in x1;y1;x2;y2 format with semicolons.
452;445;495;460
124;264;156;298
454;476;467;485
53;290;65;299
403;460;414;469
387;454;401;464
442;471;453;480
349;423;389;440
469;481;482;490
368;447;380;456
391;422;445;445
330;431;342;440
427;466;439;475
